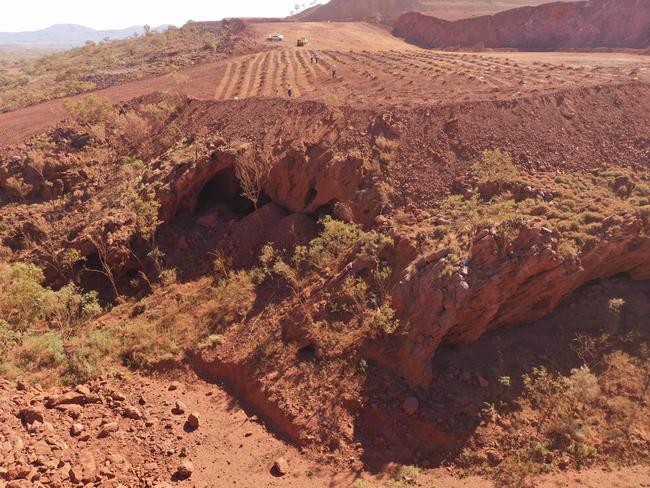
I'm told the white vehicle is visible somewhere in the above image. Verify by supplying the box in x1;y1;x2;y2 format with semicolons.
267;33;284;42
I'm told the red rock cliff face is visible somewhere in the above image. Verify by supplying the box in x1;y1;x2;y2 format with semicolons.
391;221;650;386
393;0;650;50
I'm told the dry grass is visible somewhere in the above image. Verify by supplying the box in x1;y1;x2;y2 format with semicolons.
0;22;227;112
418;151;650;278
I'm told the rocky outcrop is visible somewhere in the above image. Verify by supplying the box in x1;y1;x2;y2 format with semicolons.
143;132;386;227
142;137;237;221
291;0;447;22
392;214;650;386
290;0;566;22
393;0;650;50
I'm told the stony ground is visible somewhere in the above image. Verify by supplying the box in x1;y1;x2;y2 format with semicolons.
2;372;649;488
0;374;360;488
2;17;650;488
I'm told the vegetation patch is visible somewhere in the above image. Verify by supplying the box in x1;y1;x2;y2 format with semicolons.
0;21;231;112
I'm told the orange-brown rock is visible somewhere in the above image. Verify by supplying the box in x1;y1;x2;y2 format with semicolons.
394;0;650;50
392;217;650;386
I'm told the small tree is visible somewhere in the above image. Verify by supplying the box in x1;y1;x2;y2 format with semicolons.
167;72;189;99
88;235;119;299
233;144;271;210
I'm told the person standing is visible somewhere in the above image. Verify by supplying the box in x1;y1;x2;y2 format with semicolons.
331;65;337;78
288;85;293;97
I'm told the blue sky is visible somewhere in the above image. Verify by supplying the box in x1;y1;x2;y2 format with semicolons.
1;0;323;32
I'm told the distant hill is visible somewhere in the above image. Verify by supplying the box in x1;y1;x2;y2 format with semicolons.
290;0;569;22
393;0;650;50
0;24;172;48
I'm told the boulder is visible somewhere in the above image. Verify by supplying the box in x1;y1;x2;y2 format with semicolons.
123;406;143;420
17;407;44;426
186;413;200;430
172;401;187;415
175;460;194;479
272;457;289;476
97;422;119;438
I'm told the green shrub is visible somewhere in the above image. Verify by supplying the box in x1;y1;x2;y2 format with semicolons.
64;94;114;126
50;283;102;330
120;320;179;369
0;319;20;354
395;465;421;485
121;155;146;169
128;190;161;243
206;270;256;333
294;216;362;269
0;262;101;332
1;262;53;330
471;148;518;182
369;303;400;335
19;331;65;370
375;135;400;152
295;216;392;271
203;40;217;51
62;328;119;384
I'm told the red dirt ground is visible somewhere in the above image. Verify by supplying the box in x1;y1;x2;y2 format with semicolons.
393;0;650;50
290;0;573;22
3;275;650;486
1;22;648;146
2;20;650;488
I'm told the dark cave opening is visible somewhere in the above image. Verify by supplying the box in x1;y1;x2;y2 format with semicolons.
195;167;254;217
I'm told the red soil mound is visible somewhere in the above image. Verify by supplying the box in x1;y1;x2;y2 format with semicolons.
292;0;568;22
394;0;650;50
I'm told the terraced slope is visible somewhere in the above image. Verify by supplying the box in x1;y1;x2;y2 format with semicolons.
291;0;571;22
393;0;650;50
0;21;649;145
211;47;647;106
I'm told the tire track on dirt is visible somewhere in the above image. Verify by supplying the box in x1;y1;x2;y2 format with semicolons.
238;54;259;99
277;50;291;96
315;51;339;78
296;49;316;84
222;58;243;100
266;50;282;97
289;49;308;96
244;52;265;98
214;62;234;100
310;51;332;79
255;51;272;97
299;50;324;95
400;51;501;88
351;51;395;78
232;57;253;99
304;50;320;78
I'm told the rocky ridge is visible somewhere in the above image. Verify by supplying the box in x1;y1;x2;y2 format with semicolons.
393;0;650;50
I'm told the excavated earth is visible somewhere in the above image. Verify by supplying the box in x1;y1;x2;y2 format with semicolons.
394;0;650;50
2;20;650;488
289;0;569;22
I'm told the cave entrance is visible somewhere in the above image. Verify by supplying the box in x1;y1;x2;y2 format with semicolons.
195;167;254;217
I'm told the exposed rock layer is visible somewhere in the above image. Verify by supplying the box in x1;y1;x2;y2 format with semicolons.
291;0;568;22
394;0;650;50
392;217;650;386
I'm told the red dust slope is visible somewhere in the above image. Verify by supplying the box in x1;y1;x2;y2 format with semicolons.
393;0;650;50
292;0;571;22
